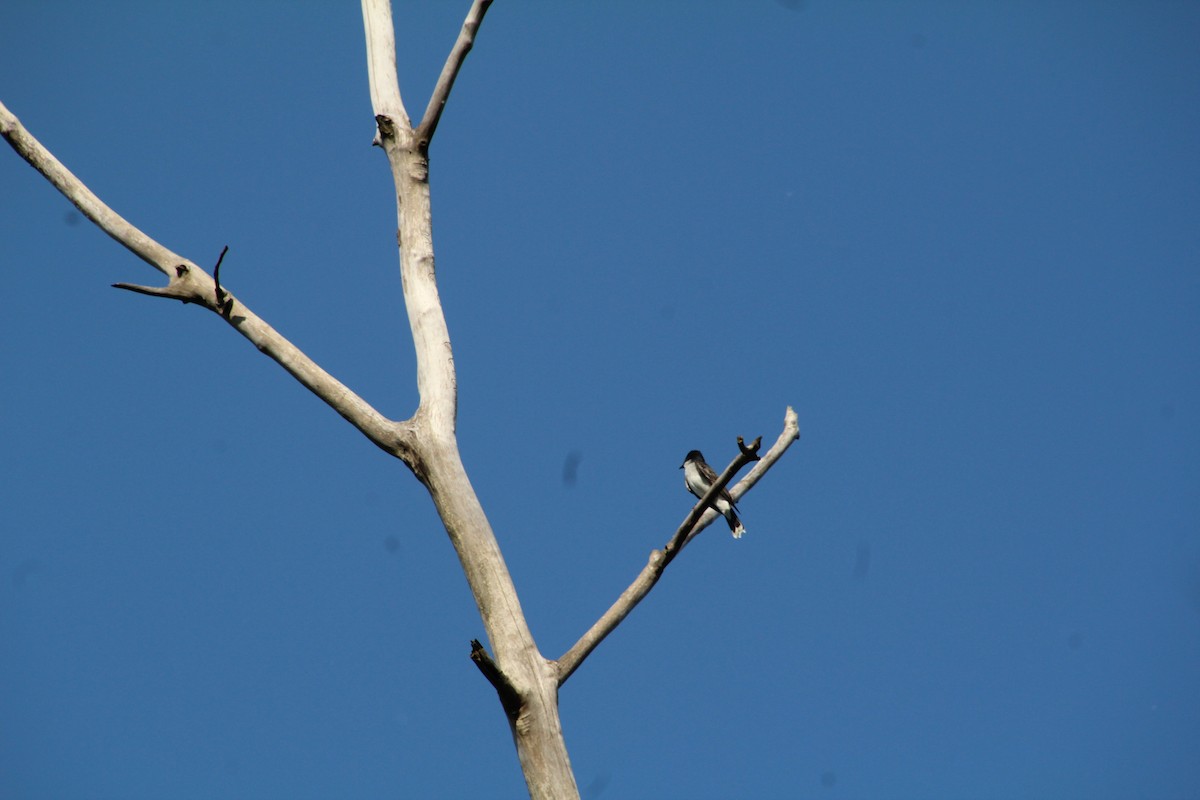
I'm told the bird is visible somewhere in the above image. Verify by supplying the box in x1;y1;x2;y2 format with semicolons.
680;450;745;538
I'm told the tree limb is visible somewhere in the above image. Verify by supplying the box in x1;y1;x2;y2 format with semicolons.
554;406;801;686
1;99;183;278
0;98;417;466
361;0;410;138
418;0;493;147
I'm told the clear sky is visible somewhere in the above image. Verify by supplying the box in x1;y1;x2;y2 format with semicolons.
2;2;1198;798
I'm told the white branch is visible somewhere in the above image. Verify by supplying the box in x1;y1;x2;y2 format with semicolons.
0;99;414;463
687;406;802;545
361;0;410;132
1;99;182;277
361;11;457;432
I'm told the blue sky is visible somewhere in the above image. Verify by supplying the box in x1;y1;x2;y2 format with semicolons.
2;2;1198;798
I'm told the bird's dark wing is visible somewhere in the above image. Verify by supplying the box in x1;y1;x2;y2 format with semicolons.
719;486;739;510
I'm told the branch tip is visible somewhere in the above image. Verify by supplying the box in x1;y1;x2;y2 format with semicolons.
785;406;801;440
112;281;188;304
737;435;763;460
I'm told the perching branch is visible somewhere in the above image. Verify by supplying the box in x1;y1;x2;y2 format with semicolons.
662;434;762;567
554;406;801;687
0;98;416;466
418;0;493;146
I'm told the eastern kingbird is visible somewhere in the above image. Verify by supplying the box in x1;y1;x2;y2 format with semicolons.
681;450;745;538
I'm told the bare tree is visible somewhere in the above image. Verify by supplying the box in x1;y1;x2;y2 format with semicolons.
0;2;800;798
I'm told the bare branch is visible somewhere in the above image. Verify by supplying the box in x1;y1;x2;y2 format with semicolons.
361;0;411;136
554;407;802;686
728;407;802;503
0;98;417;465
2;100;184;278
555;556;662;688
553;448;750;688
679;413;802;542
417;0;493;146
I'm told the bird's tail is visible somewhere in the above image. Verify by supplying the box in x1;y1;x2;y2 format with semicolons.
725;509;745;539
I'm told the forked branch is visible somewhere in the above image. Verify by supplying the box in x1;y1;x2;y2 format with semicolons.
554;407;802;686
361;0;489;151
361;7;582;798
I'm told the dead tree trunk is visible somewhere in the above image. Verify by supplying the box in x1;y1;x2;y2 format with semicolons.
1;2;801;797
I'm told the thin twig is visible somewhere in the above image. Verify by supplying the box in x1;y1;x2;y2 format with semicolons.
212;245;233;318
417;0;493;146
111;281;188;301
554;408;801;686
